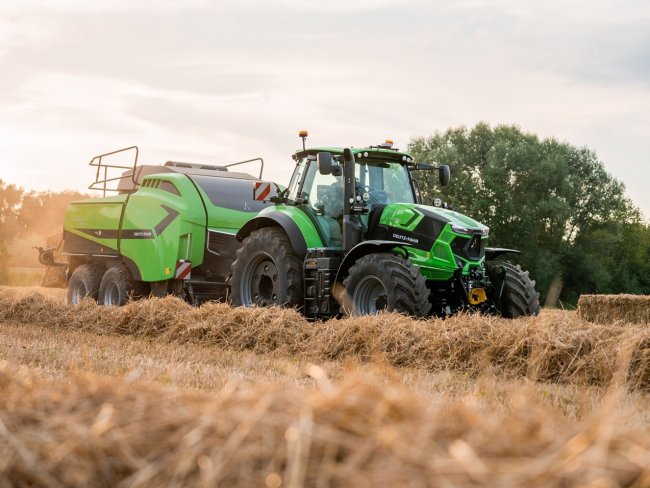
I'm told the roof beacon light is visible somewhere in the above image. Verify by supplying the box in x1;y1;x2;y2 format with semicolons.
377;139;394;149
299;130;308;151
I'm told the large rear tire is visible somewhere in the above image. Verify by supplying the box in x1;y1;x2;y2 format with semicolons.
342;253;431;317
488;262;540;318
67;264;104;304
98;264;137;306
230;228;303;308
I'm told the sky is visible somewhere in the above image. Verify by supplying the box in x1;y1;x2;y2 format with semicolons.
1;0;649;220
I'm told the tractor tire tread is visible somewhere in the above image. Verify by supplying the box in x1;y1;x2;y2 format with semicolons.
493;262;540;318
343;252;430;317
230;227;303;308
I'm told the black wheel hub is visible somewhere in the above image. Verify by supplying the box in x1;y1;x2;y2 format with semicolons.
352;275;388;315
241;252;280;306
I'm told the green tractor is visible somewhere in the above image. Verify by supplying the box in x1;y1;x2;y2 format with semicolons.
59;135;539;318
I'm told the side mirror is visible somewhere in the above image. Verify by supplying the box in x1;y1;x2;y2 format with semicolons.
317;151;342;176
439;165;450;187
317;152;333;175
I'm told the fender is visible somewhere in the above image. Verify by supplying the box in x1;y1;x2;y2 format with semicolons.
236;214;308;258
485;247;521;260
335;240;406;284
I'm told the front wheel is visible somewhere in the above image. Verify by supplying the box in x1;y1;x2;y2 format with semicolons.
342;253;431;317
487;262;540;318
230;228;303;308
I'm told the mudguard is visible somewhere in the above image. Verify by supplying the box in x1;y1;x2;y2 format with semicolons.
236;214;308;258
485;247;521;260
335;240;406;284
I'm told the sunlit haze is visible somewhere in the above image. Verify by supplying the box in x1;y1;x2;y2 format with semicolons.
1;0;649;219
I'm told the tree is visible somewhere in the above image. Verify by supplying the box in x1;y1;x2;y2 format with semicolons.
0;183;89;276
0;180;24;281
408;123;644;306
18;190;87;237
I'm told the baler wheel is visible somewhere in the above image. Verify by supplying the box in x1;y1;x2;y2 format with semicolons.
98;264;138;306
67;264;104;304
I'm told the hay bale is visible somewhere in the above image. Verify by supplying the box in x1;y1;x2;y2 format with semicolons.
578;294;650;325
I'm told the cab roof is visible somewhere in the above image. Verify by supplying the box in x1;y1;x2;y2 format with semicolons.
293;146;415;164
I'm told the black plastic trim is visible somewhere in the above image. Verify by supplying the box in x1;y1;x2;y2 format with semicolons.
485;247;521;260
334;240;406;284
236;214;308;258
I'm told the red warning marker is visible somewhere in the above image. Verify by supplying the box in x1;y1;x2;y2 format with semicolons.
254;182;272;201
175;260;192;280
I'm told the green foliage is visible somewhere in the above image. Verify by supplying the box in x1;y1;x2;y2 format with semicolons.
409;123;647;305
0;179;23;281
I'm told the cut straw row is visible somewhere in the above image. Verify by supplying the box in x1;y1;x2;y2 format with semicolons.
2;290;650;390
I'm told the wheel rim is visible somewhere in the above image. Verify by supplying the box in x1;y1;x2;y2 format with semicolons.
352;275;388;315
102;281;121;306
239;252;280;306
70;281;88;304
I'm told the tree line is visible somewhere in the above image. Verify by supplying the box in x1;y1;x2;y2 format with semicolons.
409;123;650;306
0;181;86;279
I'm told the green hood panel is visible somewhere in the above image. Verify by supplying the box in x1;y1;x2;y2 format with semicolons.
378;203;488;233
414;204;487;231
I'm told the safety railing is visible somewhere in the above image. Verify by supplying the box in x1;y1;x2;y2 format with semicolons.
88;146;139;197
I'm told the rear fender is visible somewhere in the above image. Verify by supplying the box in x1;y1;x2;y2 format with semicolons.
236;215;308;258
335;240;406;284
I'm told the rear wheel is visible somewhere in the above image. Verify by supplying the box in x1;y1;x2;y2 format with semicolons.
342;253;431;317
488;262;540;317
230;227;303;308
98;264;138;306
67;264;104;304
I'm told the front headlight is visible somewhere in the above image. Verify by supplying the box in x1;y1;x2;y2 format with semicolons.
451;224;489;237
451;224;472;235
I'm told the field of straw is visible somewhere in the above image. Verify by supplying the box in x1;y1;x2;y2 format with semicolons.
1;286;650;486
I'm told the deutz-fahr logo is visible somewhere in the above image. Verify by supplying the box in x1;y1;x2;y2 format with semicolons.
392;233;419;244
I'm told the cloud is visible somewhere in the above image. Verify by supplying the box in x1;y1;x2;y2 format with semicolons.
0;0;648;218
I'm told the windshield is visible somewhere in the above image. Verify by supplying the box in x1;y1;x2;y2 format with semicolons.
355;159;415;205
289;155;416;209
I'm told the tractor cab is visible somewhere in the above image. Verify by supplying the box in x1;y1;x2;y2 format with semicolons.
285;139;449;251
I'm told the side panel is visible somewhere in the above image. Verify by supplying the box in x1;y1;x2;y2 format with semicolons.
119;174;206;282
63;195;128;256
192;178;269;233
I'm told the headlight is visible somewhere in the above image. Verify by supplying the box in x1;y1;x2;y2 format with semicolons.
451;224;472;235
451;224;489;236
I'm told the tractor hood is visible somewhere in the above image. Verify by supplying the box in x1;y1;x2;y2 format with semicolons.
373;203;488;252
415;204;488;233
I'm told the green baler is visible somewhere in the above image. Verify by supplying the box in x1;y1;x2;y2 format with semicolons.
63;147;272;304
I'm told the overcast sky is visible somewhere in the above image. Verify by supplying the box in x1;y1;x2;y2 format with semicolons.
1;0;649;219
